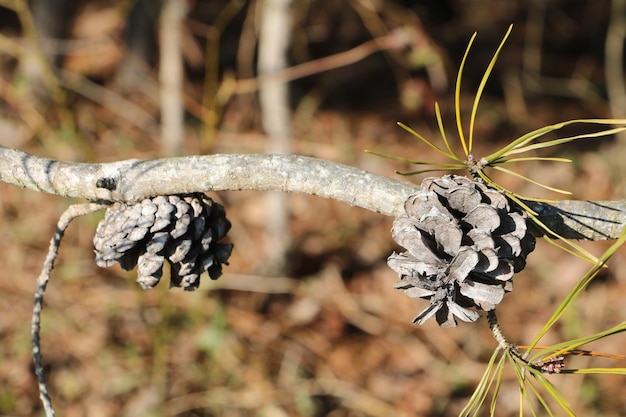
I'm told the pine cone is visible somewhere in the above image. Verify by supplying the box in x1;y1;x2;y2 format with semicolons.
388;175;535;327
94;194;233;291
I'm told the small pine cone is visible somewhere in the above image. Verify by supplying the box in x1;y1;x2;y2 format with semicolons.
94;194;233;291
388;175;535;327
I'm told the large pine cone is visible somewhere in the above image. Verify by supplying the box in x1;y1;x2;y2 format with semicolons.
94;194;233;291
388;175;535;327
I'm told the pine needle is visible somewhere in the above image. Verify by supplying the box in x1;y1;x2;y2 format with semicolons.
468;25;513;153
397;122;461;160
455;32;477;156
491;165;573;195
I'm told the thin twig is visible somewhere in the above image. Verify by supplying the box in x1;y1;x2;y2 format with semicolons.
487;310;509;351
488;310;539;370
230;28;413;95
31;203;109;417
59;69;159;134
488;310;523;361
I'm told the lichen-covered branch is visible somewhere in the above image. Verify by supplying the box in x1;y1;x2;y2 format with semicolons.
1;145;625;240
0;146;416;215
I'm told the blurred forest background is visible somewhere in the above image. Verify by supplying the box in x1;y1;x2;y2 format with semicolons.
1;0;626;416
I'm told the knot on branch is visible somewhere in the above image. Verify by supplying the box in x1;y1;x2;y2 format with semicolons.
388;175;535;327
94;194;233;290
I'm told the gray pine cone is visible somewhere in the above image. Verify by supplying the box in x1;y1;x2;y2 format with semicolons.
94;194;233;290
388;175;535;327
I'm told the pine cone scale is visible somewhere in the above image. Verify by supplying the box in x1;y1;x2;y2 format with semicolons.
94;194;233;290
388;175;535;327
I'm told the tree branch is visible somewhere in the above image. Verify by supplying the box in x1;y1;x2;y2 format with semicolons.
1;145;625;240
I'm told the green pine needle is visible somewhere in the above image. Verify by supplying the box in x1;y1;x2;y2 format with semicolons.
490;165;573;195
529;321;626;364
397;122;462;161
455;32;476;156
525;369;575;417
567;368;626;375
498;156;572;164
395;165;467;176
435;102;459;158
468;25;513;153
525;227;626;356
485;119;626;162
459;348;507;417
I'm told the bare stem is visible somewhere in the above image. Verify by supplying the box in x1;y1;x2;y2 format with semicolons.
487;310;554;373
487;310;510;351
31;203;109;417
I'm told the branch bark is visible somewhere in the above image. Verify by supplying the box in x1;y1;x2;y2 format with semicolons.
1;145;625;241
